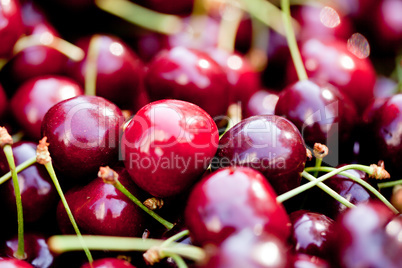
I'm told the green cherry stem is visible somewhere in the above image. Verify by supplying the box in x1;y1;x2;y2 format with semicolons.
395;55;402;92
305;166;399;214
2;144;25;259
378;179;402;189
312;143;329;177
84;35;101;96
0;156;36;185
161;230;190;248
95;0;182;35
217;2;243;53
99;167;174;230
280;0;308;81
48;235;206;263
37;138;93;264
163;253;187;268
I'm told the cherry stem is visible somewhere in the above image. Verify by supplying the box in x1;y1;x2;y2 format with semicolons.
378;179;402;189
3;145;25;259
220;103;242;139
395;55;402;92
163;253;187;268
161;230;190;248
280;0;308;81
43;161;93;263
48;235;206;263
217;2;243;53
0;156;36;185
313;158;323;178
246;17;268;71
13;32;85;62
112;180;174;230
84;35;101;96
305;166;399;214
95;0;182;35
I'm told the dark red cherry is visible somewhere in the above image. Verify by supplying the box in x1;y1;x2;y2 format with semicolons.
214;115;306;195
292;4;354;42
373;76;397;99
11;76;83;140
289;210;334;259
131;31;169;63
245;89;279;118
286;38;376;112
57;167;148;237
1;233;54;268
41;95;123;180
121;99;219;198
0;83;8;120
198;229;291;268
0;0;24;58
185;167;291;246
384;214;402;257
293;254;330;268
20;0;59;36
144;46;230;118
0;141;58;223
81;258;136;268
274;79;357;164
132;0;193;15
330;201;397;268
0;258;34;268
68;34;144;110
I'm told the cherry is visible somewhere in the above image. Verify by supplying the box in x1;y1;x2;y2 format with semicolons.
41;95;124;180
184;167;291;246
81;258;136;268
274;79;357;164
121;99;219;198
245;89;279;119
20;0;59;36
143;46;230;118
286;38;376;112
67;34;145;110
132;0;193;15
330;201;398;267
198;229;291;268
214;115;306;195
0;83;8;120
289;210;334;260
1;233;54;268
0;141;58;223
0;0;24;58
57;167;148;237
11;76;83;140
0;258;34;268
293;254;330;268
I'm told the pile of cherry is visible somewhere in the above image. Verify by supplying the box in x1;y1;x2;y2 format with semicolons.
0;0;402;267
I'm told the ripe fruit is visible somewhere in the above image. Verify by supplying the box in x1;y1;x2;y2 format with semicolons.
0;0;24;58
121;99;219;198
81;258;136;268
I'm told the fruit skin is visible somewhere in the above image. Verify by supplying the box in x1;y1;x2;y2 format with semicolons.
11;75;83;140
81;258;137;268
121;99;219;198
292;254;330;268
214;115;306;195
41;95;124;180
0;0;24;58
0;83;8;119
245;89;279;119
57;167;148;237
0;258;34;268
198;229;291;268
0;141;58;223
185;167;291;246
144;46;230;118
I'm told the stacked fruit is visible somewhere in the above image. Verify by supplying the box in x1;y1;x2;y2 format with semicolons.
0;0;402;267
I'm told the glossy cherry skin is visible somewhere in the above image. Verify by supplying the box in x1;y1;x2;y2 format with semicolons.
198;229;291;268
121;99;219;198
214;115;306;195
0;83;8;119
384;215;402;258
20;0;59;36
286;38;376;112
144;46;230;118
185;167;291;246
0;258;34;268
292;254;330;268
81;258;136;268
57;167;148;237
0;141;58;223
11;75;83;140
275;79;357;163
1;233;54;268
330;201;398;268
133;0;193;15
41;95;124;180
245;89;279;119
289;210;334;259
0;0;24;58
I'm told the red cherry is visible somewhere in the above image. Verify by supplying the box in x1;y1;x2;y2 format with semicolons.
245;89;279;118
81;258;136;268
293;254;330;268
121;99;219;198
20;0;59;36
57;167;148;237
185;167;291;246
11;76;83;140
0;258;34;268
0;83;8;120
0;0;24;58
144;46;230;118
132;0;193;15
41;95;124;180
215;115;306;195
